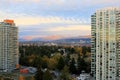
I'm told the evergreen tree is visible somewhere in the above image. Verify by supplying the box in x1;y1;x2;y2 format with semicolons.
77;54;82;74
65;54;70;66
57;57;65;71
34;65;43;80
80;58;86;71
77;54;87;74
60;65;70;80
69;58;77;74
32;57;41;67
43;69;53;80
82;46;87;57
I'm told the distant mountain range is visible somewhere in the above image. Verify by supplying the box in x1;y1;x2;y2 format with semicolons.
19;37;48;42
19;36;91;44
53;38;90;44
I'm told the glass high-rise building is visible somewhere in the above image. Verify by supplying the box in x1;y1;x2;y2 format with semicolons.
0;20;19;72
91;8;120;80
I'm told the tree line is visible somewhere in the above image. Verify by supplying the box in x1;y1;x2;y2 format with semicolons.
19;45;91;80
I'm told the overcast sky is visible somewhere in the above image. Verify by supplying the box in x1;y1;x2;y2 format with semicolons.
0;0;120;40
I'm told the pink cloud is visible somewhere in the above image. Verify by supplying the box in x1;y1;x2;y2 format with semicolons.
22;36;35;41
43;35;64;40
11;0;40;3
21;35;64;41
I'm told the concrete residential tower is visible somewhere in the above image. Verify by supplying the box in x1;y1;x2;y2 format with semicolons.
0;20;19;72
91;8;120;80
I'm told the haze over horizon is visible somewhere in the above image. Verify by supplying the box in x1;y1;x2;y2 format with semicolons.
0;0;120;40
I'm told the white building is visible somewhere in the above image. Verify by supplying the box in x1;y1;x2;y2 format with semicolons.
91;7;120;80
76;71;90;80
0;20;19;72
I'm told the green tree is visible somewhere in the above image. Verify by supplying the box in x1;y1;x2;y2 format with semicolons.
77;54;87;74
32;57;42;67
82;46;87;57
77;54;82;74
64;54;70;66
48;58;57;70
34;65;43;80
57;57;65;71
75;47;82;56
43;69;53;80
87;47;91;53
69;58;77;74
41;56;49;69
60;65;70;80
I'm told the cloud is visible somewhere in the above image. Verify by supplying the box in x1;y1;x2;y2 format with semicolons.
14;16;83;26
18;21;90;34
5;0;40;3
21;35;64;40
1;0;120;13
42;35;64;40
19;24;91;39
21;36;37;41
46;25;90;32
35;0;120;10
0;10;89;26
0;10;90;38
0;0;119;19
0;0;119;39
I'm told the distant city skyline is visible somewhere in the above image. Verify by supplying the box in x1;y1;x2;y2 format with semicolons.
0;0;120;40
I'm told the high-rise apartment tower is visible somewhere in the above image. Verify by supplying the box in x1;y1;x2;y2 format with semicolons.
91;8;120;80
0;20;19;72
